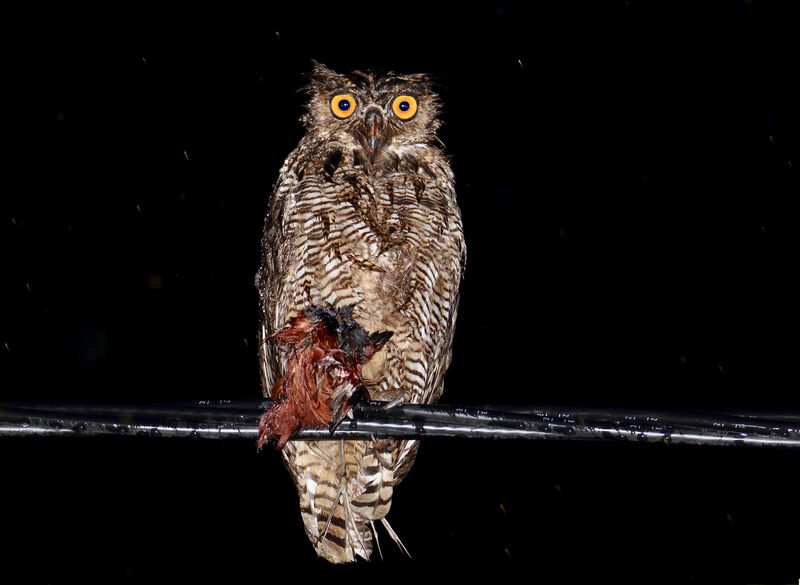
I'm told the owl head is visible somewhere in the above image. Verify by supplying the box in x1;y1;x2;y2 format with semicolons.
300;61;443;164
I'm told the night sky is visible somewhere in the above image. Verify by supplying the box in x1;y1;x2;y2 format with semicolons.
4;2;799;582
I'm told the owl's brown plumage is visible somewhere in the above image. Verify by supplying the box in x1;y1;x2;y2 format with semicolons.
255;62;465;563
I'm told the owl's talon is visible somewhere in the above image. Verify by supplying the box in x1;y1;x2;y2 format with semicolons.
381;397;405;411
370;434;394;452
361;375;385;387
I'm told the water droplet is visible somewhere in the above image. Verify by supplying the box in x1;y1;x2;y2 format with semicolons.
147;273;163;290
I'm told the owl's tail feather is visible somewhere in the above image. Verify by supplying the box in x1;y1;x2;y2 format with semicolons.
314;472;373;562
369;521;383;560
380;517;411;558
344;519;410;563
291;438;405;563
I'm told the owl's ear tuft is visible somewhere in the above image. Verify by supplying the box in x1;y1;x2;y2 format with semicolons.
309;60;336;77
303;60;346;93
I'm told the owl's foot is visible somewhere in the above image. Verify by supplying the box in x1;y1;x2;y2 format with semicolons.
381;396;407;411
369;434;396;452
361;374;387;387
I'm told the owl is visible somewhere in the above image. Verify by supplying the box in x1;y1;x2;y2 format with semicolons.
255;61;465;563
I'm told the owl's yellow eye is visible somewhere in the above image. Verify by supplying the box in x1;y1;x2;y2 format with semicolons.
392;95;418;120
330;94;357;119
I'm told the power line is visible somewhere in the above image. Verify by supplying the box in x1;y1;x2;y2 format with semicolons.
1;399;799;448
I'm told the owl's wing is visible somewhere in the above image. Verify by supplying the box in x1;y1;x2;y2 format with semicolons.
379;169;466;485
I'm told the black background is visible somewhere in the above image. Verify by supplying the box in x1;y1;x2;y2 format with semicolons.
4;2;799;582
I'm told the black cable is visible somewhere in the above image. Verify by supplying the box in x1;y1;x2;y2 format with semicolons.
1;399;799;448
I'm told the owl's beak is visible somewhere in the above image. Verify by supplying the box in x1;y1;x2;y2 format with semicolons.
363;109;383;156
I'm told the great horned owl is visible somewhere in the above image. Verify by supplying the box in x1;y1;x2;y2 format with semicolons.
255;62;465;563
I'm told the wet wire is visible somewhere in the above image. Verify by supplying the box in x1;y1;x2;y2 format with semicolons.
1;399;799;448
